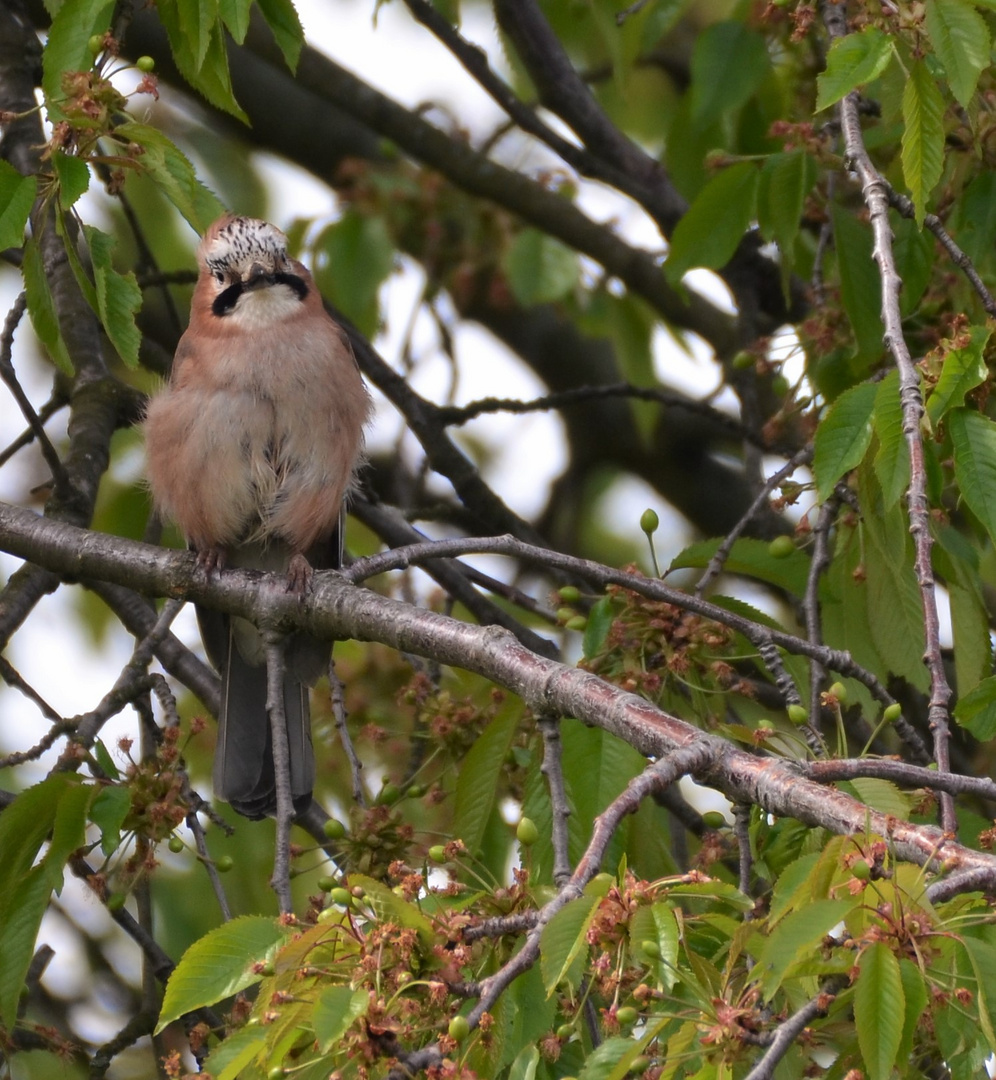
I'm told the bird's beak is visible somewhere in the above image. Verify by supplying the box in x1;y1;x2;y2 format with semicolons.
244;262;275;290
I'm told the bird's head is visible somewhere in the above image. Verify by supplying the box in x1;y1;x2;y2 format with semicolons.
196;215;312;328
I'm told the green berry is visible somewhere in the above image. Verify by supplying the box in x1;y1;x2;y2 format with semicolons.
516;817;539;846
883;702;902;722
828;682;848;705
106;892;126;911
330;887;352;907
558;586;581;603
771;374;790;397
87;34;104;55
616;1006;638;1026
786;704;809;726
640;509;660;535
407;783;426;798
630;1056;652;1075
641;939;661;959
168;836;184;854
215;855;234;873
376;783;400;806
768;535;795;559
428;845;447;864
731;350;755;370
851;859;871;881
556;1023;575;1039
317;875;337;892
259;960;276;976
448;1015;470;1042
702;810;727;829
267;1067;285;1080
586;873;614;897
135;55;155;72
322;817;346;840
565;616;588;632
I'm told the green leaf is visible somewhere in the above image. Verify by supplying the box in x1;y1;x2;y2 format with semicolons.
960;935;996;1048
255;0;305;71
540;895;599;995
630;902;680;990
314;212;395;338
873;372;909;509
203;1026;267;1080
896;958;929;1066
832;205;882;363
757;151;816;262
577;1037;643;1080
815;28;894;111
757;898;855;999
925;0;989;107
844;777;912;818
902;60;945;226
115;122;225;233
313;986;369;1053
453;701;521;858
156;916;289;1031
583;595;616;658
348;874;434;945
926;325;991;425
502;228;579;306
0;869;51;1027
950;408;996;547
855;941;904;1080
41;0;116;111
89;785;131;856
669;537;810;596
689;22;770;126
174;0;219;70
218;0;252;41
953;675;996;739
24;237;74;372
665;163;759;283
813;381;877;500
509;1044;541;1080
892;213;934;317
0;160;37;250
83;225;142;367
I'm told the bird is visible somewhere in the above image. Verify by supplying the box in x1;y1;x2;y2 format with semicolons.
144;214;370;819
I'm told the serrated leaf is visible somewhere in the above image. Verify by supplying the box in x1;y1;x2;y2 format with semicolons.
0;868;51;1027
313;986;369;1052
665;163;759;283
832;205;882;363
540;895;599;995
815;28;894;111
813;382;877;500
203;1026;267;1080
630;903;680;990
897;958;929;1066
892;213;934;317
92;737;121;780
902;60;945;226
953;675;996;739
669;537;810;596
757;151;816;259
873;371;909;509
314;212;395;338
925;0;989;107
845;777;912;818
960;936;996;1049
22;237;73;374
926;325;991;425
502;228;579;306
256;0;305;71
348;874;434;944
41;0;116;112
0;160;37;250
453;701;521;857
666;880;754;911
583;595;616;658
855;941;904;1080
509;1044;540;1080
950;408;996;547
218;0;252;42
689;22;770;126
757;898;855;999
89;785;131;856
577;1036;643;1080
156;916;289;1031
115;122;225;233
83;226;142;367
174;0;219;70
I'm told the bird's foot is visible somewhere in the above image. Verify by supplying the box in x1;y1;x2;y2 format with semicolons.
196;547;228;575
286;553;314;595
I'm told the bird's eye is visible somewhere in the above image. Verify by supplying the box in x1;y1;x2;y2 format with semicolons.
214;271;225;284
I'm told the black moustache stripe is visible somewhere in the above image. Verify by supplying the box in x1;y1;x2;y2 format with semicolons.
211;272;309;318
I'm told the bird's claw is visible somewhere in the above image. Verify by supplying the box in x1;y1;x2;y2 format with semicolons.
197;547;227;575
286;553;314;596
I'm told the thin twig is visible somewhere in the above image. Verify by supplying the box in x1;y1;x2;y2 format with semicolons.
329;654;366;807
538;715;572;886
803;498;838;754
264;635;295;913
743;978;846;1080
825;0;954;827
733;803;753;899
188;809;233;920
806;758;996;800
0;396;66;468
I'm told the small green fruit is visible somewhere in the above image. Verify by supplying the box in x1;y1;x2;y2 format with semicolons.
768;535;795;559
851;859;871;881
731;350;755;370
616;1006;638;1026
702;811;727;829
640;509;659;535
330;887;352;907
641;939;661;959
786;704;808;726
586;873;614;897
317;875;337;892
259;960;276;976
428;845;447;864
322;817;346;840
516;817;539;846
376;783;400;806
407;783;426;798
558;586;581;603
87;34;104;55
828;682;848;705
267;1067;285;1080
448;1015;470;1042
771;374;790;397
168;836;184;854
565;616;588;632
215;855;234;873
106;893;126;911
556;1023;575;1039
883;702;902;722
557;606;577;624
630;1056;652;1075
135;55;155;72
